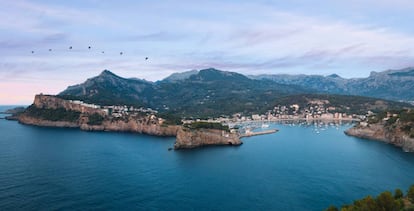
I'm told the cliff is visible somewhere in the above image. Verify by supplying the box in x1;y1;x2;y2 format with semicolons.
34;94;106;115
175;128;242;149
19;95;178;137
18;114;79;128
19;94;242;149
79;117;179;136
345;122;414;152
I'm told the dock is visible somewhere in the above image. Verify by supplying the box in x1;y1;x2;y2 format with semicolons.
239;129;278;138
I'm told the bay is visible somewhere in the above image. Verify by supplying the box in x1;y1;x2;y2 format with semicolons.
1;106;414;210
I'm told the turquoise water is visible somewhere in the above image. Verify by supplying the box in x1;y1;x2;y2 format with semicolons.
1;106;414;210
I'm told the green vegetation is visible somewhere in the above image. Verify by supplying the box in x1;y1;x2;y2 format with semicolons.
325;185;414;211
25;105;80;122
368;112;387;124
398;110;414;138
87;113;104;125
158;113;182;126
367;109;414;137
396;189;404;199
408;185;414;203
386;116;399;125
184;121;229;131
274;94;411;116
400;110;414;123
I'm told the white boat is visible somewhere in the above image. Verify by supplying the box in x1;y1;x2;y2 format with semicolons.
261;124;269;128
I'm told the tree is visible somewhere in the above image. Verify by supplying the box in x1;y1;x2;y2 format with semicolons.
394;188;404;199
354;196;379;211
408;184;414;203
324;205;338;211
376;191;402;211
327;185;414;211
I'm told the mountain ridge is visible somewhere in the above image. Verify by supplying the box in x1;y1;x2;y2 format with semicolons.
58;67;414;118
249;67;414;101
59;68;312;117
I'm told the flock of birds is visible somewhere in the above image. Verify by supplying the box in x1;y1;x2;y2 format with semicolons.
30;46;149;60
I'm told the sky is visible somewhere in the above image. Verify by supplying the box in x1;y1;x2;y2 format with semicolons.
1;0;414;104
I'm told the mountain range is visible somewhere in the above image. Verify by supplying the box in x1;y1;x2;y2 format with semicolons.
60;68;309;117
59;67;414;118
249;67;414;101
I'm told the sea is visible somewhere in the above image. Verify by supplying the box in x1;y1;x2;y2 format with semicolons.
1;105;414;210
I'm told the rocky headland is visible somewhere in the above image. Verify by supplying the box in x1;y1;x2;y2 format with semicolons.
345;110;414;152
1;106;26;120
17;94;242;149
175;127;242;149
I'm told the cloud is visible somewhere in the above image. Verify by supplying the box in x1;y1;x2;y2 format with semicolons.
346;0;414;10
0;0;116;34
41;33;69;43
2;0;414;104
122;31;187;42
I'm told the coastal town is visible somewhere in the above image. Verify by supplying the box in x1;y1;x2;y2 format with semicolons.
68;99;158;118
66;98;363;124
184;99;363;125
63;97;364;136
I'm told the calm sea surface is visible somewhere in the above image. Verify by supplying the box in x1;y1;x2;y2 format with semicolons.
1;105;414;210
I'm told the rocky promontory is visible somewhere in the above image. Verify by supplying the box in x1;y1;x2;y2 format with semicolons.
345;110;414;152
175;127;242;149
18;95;180;137
2;106;26;120
17;94;242;149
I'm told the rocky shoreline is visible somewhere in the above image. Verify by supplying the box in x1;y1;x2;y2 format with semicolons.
345;122;414;152
18;113;243;149
15;95;243;150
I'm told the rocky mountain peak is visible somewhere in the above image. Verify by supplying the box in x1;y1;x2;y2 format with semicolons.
194;68;248;81
163;70;199;82
98;70;119;78
327;74;341;78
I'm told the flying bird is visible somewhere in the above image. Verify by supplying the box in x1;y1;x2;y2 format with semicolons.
120;52;123;55
31;51;34;54
102;51;105;54
145;57;148;60
49;49;52;51
69;46;72;50
88;46;91;50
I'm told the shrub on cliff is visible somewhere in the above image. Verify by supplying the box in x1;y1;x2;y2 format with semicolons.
25;105;80;122
184;122;229;131
400;110;414;122
158;113;182;126
87;113;104;125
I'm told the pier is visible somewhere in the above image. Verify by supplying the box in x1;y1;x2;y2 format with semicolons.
239;129;278;138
